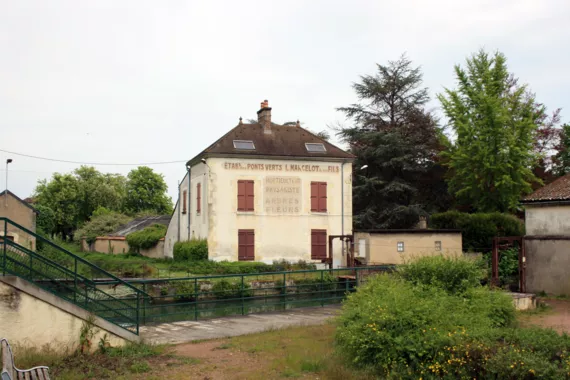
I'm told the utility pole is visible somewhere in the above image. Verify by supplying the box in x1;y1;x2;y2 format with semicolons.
5;159;12;207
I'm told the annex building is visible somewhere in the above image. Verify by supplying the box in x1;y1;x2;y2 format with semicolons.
165;101;354;267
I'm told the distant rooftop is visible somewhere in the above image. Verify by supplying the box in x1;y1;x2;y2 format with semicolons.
522;173;570;204
111;215;170;236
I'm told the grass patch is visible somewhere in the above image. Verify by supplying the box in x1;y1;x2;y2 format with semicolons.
226;324;376;379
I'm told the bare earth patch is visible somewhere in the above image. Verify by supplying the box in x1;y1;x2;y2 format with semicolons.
520;298;570;334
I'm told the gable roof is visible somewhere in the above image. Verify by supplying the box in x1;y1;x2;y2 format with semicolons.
522;173;570;203
187;122;354;165
0;190;39;214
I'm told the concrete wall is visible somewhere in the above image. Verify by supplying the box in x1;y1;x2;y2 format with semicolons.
197;157;352;267
354;231;462;264
0;193;36;251
525;204;570;235
164;206;179;259
84;237;165;258
525;238;570;295
189;162;209;240
0;276;137;349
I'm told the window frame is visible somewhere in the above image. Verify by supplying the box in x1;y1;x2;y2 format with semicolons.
305;143;327;153
311;229;327;260
237;180;255;212
397;241;404;253
196;183;201;214
310;181;328;213
238;229;255;261
233;140;256;150
182;190;187;214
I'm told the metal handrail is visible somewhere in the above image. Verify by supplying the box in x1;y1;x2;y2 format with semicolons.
0;217;149;297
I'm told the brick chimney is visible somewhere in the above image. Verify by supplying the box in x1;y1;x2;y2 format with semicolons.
257;100;272;134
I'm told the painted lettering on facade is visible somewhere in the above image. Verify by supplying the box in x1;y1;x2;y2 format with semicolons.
223;162;339;173
264;177;301;214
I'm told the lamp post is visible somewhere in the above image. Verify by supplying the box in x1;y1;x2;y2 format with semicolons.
5;159;12;207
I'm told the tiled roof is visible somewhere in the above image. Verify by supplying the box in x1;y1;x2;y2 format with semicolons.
522;173;570;203
188;123;354;165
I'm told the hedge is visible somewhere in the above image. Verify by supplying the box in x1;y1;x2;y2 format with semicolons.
173;239;208;261
126;224;167;251
336;256;570;378
430;211;524;252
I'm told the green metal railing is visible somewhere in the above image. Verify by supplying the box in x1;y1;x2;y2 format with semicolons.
116;266;394;325
0;217;147;335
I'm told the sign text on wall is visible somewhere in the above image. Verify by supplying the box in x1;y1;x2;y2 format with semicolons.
224;162;339;173
264;176;301;214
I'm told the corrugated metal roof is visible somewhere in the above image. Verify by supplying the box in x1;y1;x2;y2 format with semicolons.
522;173;570;203
111;215;170;237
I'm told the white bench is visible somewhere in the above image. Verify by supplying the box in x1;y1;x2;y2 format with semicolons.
1;339;50;380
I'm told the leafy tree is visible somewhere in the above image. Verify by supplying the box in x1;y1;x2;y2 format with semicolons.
438;50;540;212
34;173;82;238
124;166;173;215
34;167;127;237
553;124;570;176
338;55;449;229
74;166;126;222
34;204;56;236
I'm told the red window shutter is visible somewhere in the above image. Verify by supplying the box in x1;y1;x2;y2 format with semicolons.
238;230;254;261
318;182;327;212
246;180;254;211
310;182;318;211
237;181;246;211
311;230;327;260
197;183;201;213
182;190;187;214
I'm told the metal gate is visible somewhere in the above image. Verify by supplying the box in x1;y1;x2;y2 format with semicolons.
491;236;526;292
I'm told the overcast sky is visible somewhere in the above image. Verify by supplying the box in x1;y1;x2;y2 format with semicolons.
1;0;569;201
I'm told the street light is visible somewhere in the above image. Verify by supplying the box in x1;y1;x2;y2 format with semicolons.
5;159;12;207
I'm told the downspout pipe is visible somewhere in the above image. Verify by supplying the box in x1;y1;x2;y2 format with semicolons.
177;180;180;242
187;164;191;240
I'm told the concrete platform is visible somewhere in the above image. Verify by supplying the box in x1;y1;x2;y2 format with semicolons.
509;292;537;311
140;305;341;344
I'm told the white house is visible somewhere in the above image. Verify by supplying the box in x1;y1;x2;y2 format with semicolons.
165;101;354;267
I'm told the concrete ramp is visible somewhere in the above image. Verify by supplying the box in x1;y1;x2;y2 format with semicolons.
0;276;139;349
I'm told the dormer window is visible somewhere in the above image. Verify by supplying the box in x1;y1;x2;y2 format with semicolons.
233;140;255;150
305;143;326;153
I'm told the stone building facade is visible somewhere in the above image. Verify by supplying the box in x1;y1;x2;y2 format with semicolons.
165;101;354;267
0;190;38;250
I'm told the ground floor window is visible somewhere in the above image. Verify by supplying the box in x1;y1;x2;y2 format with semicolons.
238;229;255;261
311;229;327;260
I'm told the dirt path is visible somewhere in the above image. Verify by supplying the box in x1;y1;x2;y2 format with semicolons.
522;299;570;334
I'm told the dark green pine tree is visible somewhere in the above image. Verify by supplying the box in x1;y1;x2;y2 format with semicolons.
338;55;450;229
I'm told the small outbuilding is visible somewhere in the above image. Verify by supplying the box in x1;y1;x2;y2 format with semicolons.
0;190;39;250
354;229;463;265
521;173;570;295
81;215;170;258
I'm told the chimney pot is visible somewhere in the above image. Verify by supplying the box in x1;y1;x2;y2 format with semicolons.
257;100;272;134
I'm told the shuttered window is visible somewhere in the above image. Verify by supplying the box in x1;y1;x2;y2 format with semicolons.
238;230;255;261
311;229;327;260
196;183;201;214
237;180;254;211
182;190;187;214
310;182;327;212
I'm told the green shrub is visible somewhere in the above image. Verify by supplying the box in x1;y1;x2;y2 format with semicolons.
126;224;167;251
171;280;196;301
397;255;485;294
430;211;524;251
173;239;208;261
74;212;132;245
211;280;253;299
335;257;568;379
